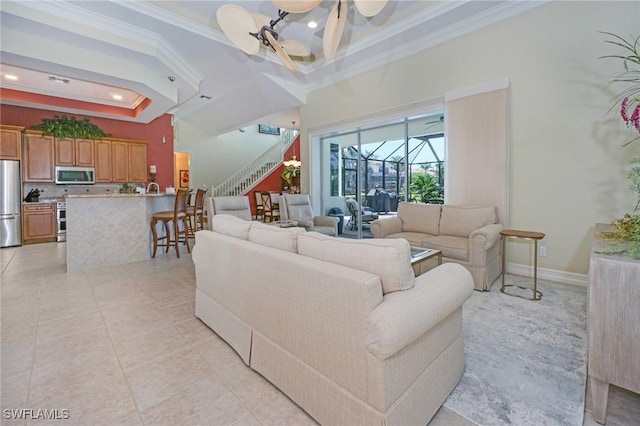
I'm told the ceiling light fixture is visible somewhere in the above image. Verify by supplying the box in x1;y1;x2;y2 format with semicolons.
307;21;317;29
4;74;18;80
284;121;301;169
200;95;212;100
49;75;70;84
112;94;123;100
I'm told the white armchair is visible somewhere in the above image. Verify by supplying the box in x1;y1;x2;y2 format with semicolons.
205;196;252;229
280;194;338;236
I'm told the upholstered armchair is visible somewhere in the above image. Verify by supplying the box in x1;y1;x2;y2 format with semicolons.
280;194;338;236
205;196;252;229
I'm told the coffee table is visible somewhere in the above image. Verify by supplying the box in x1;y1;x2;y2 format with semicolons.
410;247;442;276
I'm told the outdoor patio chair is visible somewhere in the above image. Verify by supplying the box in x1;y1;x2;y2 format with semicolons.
345;199;378;230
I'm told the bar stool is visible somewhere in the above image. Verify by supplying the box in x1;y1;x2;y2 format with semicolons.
186;188;207;237
151;188;191;258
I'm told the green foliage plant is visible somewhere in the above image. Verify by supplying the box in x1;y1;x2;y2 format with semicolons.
602;159;640;259
409;173;443;203
31;115;107;139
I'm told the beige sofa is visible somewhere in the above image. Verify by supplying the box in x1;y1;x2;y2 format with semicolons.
372;202;503;291
193;215;474;425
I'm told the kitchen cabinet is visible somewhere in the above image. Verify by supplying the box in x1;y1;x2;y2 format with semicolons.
94;138;147;183
23;131;55;182
95;139;112;183
55;138;95;167
111;140;129;183
1;125;24;160
23;203;57;244
128;142;148;182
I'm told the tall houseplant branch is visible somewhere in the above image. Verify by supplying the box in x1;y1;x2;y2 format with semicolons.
600;32;640;146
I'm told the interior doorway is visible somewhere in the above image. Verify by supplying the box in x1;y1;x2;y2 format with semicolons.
174;152;190;190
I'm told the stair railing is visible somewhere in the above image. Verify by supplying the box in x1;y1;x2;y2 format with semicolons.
212;129;298;197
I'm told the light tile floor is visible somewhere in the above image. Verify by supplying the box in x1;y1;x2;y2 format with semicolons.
1;243;638;425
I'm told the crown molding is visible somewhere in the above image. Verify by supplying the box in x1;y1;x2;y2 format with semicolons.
4;0;203;88
302;0;550;93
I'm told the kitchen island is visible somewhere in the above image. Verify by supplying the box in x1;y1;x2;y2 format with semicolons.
66;193;176;272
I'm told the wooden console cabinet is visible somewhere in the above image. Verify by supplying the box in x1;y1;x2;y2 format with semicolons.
23;203;57;244
588;223;640;424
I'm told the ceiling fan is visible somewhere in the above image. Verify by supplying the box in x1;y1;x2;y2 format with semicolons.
216;0;389;75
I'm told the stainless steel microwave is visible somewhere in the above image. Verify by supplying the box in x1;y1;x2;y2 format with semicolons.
55;166;95;184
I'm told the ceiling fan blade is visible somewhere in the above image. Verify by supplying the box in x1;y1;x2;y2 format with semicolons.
353;0;388;17
216;5;260;55
280;40;310;57
272;0;322;14
264;30;299;75
323;0;348;61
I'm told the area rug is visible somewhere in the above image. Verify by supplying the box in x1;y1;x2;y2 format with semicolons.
443;275;588;425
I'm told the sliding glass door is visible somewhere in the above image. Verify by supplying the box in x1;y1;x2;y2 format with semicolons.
319;113;445;238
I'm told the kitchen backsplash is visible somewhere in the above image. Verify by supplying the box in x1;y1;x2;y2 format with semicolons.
23;183;144;199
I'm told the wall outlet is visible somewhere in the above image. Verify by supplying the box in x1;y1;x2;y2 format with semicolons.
539;246;547;257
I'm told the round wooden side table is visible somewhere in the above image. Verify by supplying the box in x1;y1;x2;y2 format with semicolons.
500;229;545;301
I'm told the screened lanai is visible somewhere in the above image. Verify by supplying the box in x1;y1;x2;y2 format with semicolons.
325;115;446;215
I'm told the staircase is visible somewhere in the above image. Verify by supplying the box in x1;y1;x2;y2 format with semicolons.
212;129;298;197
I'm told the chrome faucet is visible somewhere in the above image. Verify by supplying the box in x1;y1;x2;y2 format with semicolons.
146;182;160;193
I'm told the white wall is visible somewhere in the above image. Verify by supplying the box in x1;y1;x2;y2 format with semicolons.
300;1;640;276
174;122;283;190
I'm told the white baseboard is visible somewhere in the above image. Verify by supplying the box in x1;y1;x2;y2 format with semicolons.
506;263;587;287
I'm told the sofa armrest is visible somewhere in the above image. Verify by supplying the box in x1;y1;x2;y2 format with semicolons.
371;217;403;239
469;223;503;250
314;215;339;227
365;263;473;361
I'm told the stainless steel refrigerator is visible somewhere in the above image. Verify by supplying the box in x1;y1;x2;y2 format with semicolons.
1;160;22;247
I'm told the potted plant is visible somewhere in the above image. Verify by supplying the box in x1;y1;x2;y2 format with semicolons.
31;115;107;139
282;167;300;193
600;33;640;258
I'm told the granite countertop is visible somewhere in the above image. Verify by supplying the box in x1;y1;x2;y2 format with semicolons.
66;193;175;199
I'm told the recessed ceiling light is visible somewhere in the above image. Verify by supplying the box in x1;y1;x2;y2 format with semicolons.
200;95;212;100
112;94;123;100
49;75;70;84
4;74;18;81
307;21;318;29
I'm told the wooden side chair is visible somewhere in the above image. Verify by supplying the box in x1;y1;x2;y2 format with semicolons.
150;188;191;258
260;191;280;222
254;190;264;221
186;188;207;237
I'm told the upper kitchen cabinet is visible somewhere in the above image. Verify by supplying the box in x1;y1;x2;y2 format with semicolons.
23;131;55;182
55;138;95;167
1;125;24;160
94;138;147;183
128;142;148;183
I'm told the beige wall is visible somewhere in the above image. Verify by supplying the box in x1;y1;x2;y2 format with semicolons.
175;121;283;190
300;1;640;276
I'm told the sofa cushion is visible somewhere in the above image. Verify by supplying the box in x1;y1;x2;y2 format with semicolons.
297;232;415;294
385;232;436;248
211;214;251;239
421;235;469;261
397;203;441;235
438;205;496;238
248;221;306;253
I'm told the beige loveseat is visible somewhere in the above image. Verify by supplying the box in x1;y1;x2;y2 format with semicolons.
372;202;503;291
193;215;474;425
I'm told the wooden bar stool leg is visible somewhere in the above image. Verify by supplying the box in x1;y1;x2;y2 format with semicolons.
164;221;171;253
183;217;191;253
173;219;180;258
151;217;159;258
